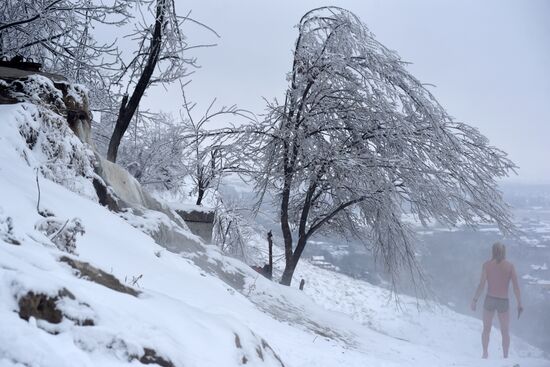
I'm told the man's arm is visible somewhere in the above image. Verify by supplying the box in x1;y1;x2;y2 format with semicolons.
511;264;523;318
471;264;487;311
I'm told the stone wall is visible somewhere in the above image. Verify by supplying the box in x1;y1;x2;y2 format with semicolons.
174;209;215;244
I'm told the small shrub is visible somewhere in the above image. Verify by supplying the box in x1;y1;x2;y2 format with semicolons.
35;217;85;253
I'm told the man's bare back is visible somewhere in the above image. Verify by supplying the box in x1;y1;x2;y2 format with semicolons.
471;243;523;359
485;259;514;299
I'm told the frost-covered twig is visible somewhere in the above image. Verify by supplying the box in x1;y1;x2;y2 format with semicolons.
35;168;42;215
50;219;70;242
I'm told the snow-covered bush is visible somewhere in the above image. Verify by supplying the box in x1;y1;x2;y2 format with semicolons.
0;213;21;245
213;200;262;263
35;217;85;254
6;76;99;200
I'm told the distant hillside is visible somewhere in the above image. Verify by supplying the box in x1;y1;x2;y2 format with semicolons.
502;183;550;209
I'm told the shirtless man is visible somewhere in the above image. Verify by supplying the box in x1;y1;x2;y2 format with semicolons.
471;242;523;359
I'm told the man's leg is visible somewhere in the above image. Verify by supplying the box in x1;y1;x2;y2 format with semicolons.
482;309;495;358
497;310;510;358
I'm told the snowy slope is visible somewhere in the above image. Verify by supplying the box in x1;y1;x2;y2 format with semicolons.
0;102;548;367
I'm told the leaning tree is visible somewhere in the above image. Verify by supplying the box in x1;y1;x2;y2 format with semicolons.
106;0;215;162
238;7;516;286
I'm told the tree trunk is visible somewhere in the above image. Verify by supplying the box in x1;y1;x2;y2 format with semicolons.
292;235;308;268
107;94;129;162
106;0;166;162
267;230;273;279
280;235;308;286
267;230;273;270
279;183;294;285
196;186;205;205
280;260;296;286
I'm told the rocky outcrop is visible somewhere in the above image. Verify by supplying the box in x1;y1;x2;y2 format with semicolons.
60;256;140;297
136;348;175;367
0;64;203;253
18;291;64;324
17;287;95;327
0;65;91;146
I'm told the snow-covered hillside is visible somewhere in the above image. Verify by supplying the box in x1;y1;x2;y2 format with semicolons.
1;100;548;367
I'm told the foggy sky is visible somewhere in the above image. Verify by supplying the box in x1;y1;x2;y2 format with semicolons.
139;0;550;184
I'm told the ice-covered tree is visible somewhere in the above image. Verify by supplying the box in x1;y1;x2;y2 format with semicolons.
111;111;186;190
0;0;131;108
238;7;516;286
106;0;215;162
179;88;254;205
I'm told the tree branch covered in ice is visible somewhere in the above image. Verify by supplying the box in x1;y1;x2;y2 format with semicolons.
103;111;187;190
179;85;256;205
0;0;133;106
